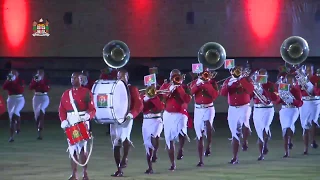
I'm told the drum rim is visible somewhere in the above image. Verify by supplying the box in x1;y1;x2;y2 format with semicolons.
116;79;131;124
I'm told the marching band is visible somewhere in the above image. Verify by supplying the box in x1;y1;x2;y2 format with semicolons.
1;37;320;179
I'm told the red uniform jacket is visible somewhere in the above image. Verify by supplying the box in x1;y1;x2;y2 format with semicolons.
253;81;279;104
3;78;25;95
29;78;50;93
300;75;320;96
59;87;96;121
220;77;254;106
190;79;219;104
100;69;117;80
274;86;303;107
0;95;5;115
160;82;191;114
141;94;164;114
82;78;95;90
128;85;143;118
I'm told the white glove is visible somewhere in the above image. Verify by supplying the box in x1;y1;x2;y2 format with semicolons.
286;96;294;104
143;96;150;102
61;120;69;129
126;113;133;120
196;78;204;86
81;113;91;121
228;78;237;86
169;85;177;92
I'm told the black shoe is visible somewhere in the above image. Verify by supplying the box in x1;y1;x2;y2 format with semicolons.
229;158;239;164
196;162;204;167
311;142;318;149
303;151;308;155
242;144;248;151
263;147;269;155
144;169;154;174
8;137;14;142
168;165;176;171
15;130;20;134
177;150;183;160
37;136;43;140
151;156;158;163
111;170;123;177
283;153;289;158
288;143;293;149
257;155;264;161
204;149;211;156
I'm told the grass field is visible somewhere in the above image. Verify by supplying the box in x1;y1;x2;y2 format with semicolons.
0;119;319;180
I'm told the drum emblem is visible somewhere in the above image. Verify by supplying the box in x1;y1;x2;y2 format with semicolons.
97;94;108;108
72;130;81;139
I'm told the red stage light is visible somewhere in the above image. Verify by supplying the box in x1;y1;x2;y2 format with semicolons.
247;0;279;39
3;0;28;48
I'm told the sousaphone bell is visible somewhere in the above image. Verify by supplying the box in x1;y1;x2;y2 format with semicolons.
198;42;226;71
280;36;309;65
103;40;130;69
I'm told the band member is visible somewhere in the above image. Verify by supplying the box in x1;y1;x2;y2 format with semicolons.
81;70;95;90
29;69;50;140
189;68;218;166
252;69;279;160
220;66;254;164
3;69;25;142
100;67;117;80
160;69;191;170
59;72;96;180
141;83;164;174
0;94;5;116
275;74;303;157
110;69;143;177
298;64;320;153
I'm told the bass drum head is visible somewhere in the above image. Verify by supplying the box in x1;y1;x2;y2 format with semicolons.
113;80;130;124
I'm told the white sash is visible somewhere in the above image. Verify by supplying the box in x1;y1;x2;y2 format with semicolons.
68;90;81;123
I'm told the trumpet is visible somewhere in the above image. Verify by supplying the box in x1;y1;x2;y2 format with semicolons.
200;71;217;81
139;86;170;98
171;74;185;85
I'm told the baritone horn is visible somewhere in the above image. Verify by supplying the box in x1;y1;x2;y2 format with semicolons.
103;40;130;69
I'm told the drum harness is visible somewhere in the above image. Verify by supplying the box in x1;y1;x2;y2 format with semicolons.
67;90;94;167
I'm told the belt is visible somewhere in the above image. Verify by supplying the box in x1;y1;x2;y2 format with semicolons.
67;111;86;116
9;94;23;97
230;103;249;108
254;104;273;108
302;96;320;101
195;103;214;109
143;113;162;119
282;105;296;108
35;92;48;96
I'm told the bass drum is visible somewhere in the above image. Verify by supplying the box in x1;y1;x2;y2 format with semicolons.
91;80;130;124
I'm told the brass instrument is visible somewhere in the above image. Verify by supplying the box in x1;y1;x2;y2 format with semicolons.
251;71;270;105
197;42;226;82
280;36;311;96
139;86;170;98
171;74;186;85
103;40;130;69
277;77;295;106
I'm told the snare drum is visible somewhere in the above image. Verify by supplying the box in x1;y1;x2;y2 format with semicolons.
92;80;130;124
65;121;91;145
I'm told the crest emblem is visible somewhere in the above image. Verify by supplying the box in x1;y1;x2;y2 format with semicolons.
97;94;108;108
32;18;50;37
72;130;81;139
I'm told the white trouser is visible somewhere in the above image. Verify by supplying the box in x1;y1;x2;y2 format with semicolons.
32;94;50;120
7;95;25;120
142;116;163;155
253;107;274;142
279;107;299;137
163;110;188;149
66;112;89;157
299;100;320;134
110;119;134;148
227;104;252;141
193;104;215;140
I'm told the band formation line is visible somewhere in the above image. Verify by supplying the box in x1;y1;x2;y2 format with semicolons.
1;37;320;179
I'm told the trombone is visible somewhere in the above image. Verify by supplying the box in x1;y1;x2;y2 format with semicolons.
139;86;170;98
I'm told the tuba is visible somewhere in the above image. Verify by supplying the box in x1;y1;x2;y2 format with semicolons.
103;40;130;69
198;42;226;78
280;36;311;96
